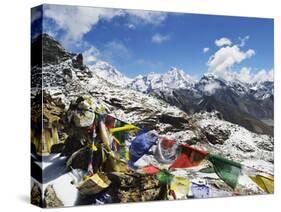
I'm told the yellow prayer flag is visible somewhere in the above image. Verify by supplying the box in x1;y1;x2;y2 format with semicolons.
109;124;140;134
169;176;191;200
250;174;274;193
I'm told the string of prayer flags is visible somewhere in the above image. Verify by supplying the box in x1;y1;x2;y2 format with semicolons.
97;111;274;192
169;144;208;169
207;154;242;189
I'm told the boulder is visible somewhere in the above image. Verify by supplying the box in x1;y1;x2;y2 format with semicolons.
107;172;166;203
44;185;64;208
77;173;111;196
203;126;230;145
256;140;274;151
72;53;85;70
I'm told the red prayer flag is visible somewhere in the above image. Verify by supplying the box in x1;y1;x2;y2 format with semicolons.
169;144;208;169
161;138;177;149
142;165;161;174
105;115;116;129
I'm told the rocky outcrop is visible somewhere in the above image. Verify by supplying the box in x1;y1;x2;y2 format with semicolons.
72;53;85;70
30;35;274;207
31;183;43;207
202;125;230;145
107;172;165;203
44;185;64;208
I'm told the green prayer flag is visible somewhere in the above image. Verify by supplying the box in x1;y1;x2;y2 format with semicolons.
157;171;173;184
207;154;242;189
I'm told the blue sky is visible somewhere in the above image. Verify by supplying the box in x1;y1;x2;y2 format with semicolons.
32;4;274;81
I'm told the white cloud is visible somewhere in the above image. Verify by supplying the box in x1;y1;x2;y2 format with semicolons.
207;45;255;75
83;46;100;65
44;5;167;45
211;66;273;84
215;37;232;47
203;47;210;53
239;35;250;47
236;67;273;83
44;5;124;45
151;33;170;44
205;37;273;83
127;10;167;25
82;41;132;65
203;81;221;95
103;41;131;61
236;67;252;82
252;69;274;83
126;23;136;29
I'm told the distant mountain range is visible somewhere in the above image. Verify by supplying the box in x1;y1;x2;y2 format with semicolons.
31;33;274;206
31;33;274;173
33;33;273;136
89;59;273;136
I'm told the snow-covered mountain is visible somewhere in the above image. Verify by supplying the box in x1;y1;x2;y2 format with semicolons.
249;81;274;100
155;73;273;135
195;73;273;100
33;33;273;156
129;67;196;93
89;61;132;87
195;73;251;97
32;34;274;206
82;52;273;107
88;64;196;93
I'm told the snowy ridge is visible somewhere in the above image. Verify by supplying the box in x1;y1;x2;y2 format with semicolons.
85;57;273;101
250;81;274;100
42;50;273;170
89;61;132;87
193;111;273;170
31;34;275;207
196;73;250;96
129;67;196;93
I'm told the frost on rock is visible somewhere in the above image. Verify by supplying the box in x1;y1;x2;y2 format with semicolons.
31;34;274;207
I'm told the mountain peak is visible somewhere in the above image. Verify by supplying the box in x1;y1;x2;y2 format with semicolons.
167;67;185;76
129;67;196;93
32;33;74;66
168;66;181;72
90;61;132;87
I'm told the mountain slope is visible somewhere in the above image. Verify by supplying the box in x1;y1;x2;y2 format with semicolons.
150;72;273;135
129;67;196;93
74;49;273;136
89;61;132;87
31;34;274;204
35;34;273;163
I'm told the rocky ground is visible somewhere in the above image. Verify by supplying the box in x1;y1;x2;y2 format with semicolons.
31;34;274;208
